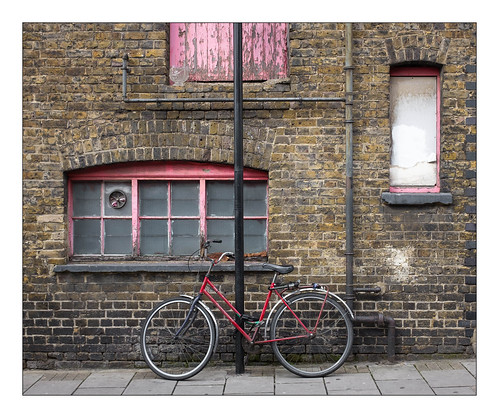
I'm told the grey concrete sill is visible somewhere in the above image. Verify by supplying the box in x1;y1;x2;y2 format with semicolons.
53;262;270;274
382;192;453;205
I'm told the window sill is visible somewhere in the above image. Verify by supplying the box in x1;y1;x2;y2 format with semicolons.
381;192;453;205
53;261;271;274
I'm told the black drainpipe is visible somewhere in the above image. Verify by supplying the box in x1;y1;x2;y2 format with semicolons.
344;23;354;310
344;23;395;361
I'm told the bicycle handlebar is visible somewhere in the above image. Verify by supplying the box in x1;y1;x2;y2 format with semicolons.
203;239;222;249
202;240;234;264
215;251;235;263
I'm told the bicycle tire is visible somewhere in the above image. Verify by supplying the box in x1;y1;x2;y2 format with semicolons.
140;296;216;380
270;291;353;378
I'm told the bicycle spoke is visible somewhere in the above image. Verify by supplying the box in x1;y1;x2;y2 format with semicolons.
141;297;215;380
270;292;353;377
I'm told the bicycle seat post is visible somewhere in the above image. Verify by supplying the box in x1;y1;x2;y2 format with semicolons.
270;272;279;286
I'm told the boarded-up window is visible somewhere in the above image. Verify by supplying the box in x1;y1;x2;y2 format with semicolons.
389;66;441;192
170;23;288;82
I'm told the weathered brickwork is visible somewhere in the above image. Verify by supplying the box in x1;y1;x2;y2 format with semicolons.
23;22;476;369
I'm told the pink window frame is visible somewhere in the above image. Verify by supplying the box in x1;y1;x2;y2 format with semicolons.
389;66;441;193
67;161;268;258
170;23;288;82
68;181;133;256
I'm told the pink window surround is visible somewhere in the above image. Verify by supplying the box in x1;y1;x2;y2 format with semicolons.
68;161;268;257
389;66;441;193
170;23;288;82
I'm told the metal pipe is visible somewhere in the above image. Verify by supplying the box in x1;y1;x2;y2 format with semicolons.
343;24;396;361
353;314;396;361
353;286;381;294
121;53;344;104
345;23;355;310
122;97;345;103
233;22;245;375
122;53;129;100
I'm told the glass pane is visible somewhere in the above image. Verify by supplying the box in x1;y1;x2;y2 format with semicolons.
140;219;169;255
140;181;168;216
390;76;437;186
104;182;132;216
244;182;267;216
72;182;101;217
104;219;132;254
207;181;234;216
171;219;200;255
171;182;199;216
244;219;267;253
207;219;234;252
73;219;101;254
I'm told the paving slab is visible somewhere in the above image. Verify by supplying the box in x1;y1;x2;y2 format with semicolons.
23;372;43;392
131;369;158;380
460;360;476;377
122;379;177;395
376;379;434;395
173;384;225;395
23;379;83;395
432;386;476;395
21;358;476;396
177;368;228;385
324;373;380;395
419;369;476;388
369;363;421;380
224;375;274;395
73;387;125;395
275;380;327;395
274;368;325;384
78;370;135;389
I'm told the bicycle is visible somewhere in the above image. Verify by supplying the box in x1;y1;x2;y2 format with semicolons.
140;240;354;380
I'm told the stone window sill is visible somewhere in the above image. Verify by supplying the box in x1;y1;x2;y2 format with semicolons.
381;192;453;205
53;262;270;274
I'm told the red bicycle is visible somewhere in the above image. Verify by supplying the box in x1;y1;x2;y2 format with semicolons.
140;240;354;380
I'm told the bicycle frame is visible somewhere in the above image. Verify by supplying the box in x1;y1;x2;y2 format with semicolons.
194;255;330;345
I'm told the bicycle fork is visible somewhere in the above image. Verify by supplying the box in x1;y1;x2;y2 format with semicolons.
174;294;203;339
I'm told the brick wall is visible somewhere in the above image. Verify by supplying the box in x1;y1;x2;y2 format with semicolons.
23;22;476;369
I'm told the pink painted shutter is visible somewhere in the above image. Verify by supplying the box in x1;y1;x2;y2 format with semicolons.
170;23;288;82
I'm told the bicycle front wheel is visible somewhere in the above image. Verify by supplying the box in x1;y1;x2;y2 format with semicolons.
140;296;216;380
270;292;353;378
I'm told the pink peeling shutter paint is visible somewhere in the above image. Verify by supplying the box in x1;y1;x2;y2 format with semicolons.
170;23;288;82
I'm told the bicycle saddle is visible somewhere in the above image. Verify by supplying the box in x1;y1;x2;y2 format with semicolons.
262;263;294;274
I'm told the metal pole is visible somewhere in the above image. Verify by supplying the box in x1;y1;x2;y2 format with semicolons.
233;22;245;375
122;54;129;100
123;97;345;103
345;23;355;310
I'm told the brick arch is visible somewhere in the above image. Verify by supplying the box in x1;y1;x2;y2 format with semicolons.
60;119;277;173
385;35;450;66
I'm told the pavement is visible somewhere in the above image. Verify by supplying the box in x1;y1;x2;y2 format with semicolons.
22;357;477;396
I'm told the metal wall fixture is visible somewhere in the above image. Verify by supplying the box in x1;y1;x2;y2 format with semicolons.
121;53;345;104
120;23;396;361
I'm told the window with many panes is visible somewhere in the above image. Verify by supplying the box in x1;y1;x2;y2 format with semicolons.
389;66;441;192
68;162;268;258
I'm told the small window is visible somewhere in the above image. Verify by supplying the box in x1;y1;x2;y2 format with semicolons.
170;23;288;82
389;66;441;192
68;162;268;258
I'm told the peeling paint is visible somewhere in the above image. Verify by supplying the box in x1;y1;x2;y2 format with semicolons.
170;23;288;82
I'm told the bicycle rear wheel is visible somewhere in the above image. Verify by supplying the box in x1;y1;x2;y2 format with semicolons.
140;296;216;380
270;292;353;378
